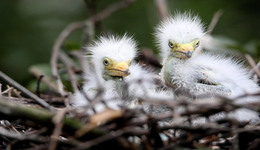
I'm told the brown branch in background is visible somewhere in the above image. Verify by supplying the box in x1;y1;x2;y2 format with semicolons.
50;22;85;97
81;21;95;51
206;10;223;34
0;71;54;111
69;51;88;74
84;0;97;16
154;0;168;20
59;52;79;92
90;0;136;23
139;47;162;68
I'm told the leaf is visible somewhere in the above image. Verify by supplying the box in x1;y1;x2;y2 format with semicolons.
76;108;123;137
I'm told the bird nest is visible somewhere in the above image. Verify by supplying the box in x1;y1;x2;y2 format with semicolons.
1;68;260;150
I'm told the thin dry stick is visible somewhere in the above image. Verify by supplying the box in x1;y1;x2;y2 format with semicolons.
29;66;60;94
12;89;22;98
77;130;124;149
249;60;260;78
48;108;66;150
245;54;260;78
154;0;168;20
59;51;78;92
36;75;44;97
81;20;95;50
0;71;54;111
207;10;223;34
51;22;85;97
69;51;89;74
90;0;136;22
1;85;13;96
0;127;47;142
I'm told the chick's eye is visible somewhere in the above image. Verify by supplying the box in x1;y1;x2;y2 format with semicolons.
195;41;200;47
103;59;109;66
168;42;174;48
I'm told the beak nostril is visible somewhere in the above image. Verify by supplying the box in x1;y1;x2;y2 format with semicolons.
186;51;192;58
125;69;130;74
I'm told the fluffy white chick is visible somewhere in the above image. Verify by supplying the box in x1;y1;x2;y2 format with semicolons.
155;12;260;122
72;35;171;114
72;35;137;114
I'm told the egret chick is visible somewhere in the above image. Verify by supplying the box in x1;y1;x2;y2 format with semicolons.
72;35;164;114
155;12;260;122
72;35;137;113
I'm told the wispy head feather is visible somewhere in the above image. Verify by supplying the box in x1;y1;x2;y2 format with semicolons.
155;12;205;58
89;34;137;62
85;34;137;78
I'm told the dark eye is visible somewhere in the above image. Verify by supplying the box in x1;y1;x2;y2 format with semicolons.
103;59;109;66
168;42;174;48
195;41;200;47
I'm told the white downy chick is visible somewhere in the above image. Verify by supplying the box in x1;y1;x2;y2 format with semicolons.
72;35;172;114
72;35;137;114
155;12;260;122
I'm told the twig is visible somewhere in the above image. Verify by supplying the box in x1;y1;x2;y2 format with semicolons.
59;51;79;92
0;126;47;142
77;130;124;149
154;0;168;20
1;85;13;96
48;108;66;150
81;20;95;50
246;54;260;78
29;66;60;94
69;51;88;74
0;71;54;111
206;10;223;34
36;75;44;97
89;0;136;23
12;89;22;98
51;22;84;97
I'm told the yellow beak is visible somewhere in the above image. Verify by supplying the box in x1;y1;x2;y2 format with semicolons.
107;61;130;77
173;43;194;59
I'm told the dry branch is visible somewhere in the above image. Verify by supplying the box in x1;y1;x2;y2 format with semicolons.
246;54;260;78
206;10;223;34
0;97;81;134
0;126;47;142
0;71;54;111
154;0;168;20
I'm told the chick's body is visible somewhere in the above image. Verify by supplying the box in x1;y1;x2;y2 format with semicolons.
162;53;259;97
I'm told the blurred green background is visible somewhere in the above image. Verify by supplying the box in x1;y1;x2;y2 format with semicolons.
1;0;260;87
